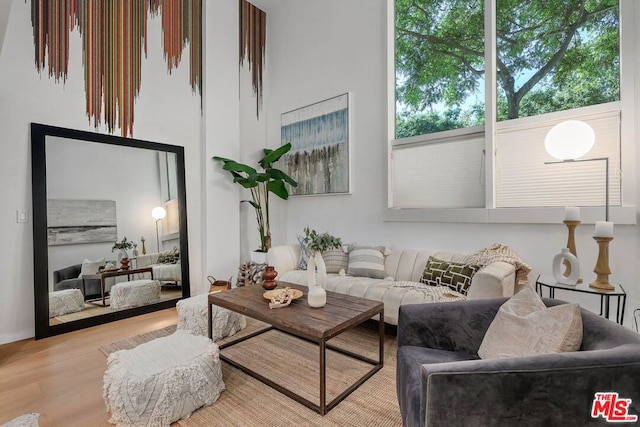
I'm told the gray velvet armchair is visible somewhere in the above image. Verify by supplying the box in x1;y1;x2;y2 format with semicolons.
396;297;640;427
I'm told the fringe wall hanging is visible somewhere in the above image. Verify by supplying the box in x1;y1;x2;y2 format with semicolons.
30;0;202;138
239;0;266;118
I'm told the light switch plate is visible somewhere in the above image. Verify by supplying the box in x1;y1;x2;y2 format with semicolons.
17;210;29;223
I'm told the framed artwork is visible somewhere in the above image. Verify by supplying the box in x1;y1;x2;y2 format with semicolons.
47;199;117;246
281;93;350;196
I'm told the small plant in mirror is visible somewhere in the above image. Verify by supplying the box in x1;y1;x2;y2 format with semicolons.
112;237;135;252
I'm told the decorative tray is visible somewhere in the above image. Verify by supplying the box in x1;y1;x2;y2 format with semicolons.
263;288;303;300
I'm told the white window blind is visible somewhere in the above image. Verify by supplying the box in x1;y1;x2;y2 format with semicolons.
391;134;485;208
495;110;621;208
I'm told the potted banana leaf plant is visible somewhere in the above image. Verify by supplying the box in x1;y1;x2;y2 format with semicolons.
213;143;297;258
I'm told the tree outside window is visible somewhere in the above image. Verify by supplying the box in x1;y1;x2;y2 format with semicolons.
395;0;620;139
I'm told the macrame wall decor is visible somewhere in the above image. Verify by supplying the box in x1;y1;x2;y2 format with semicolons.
30;0;202;138
239;0;266;118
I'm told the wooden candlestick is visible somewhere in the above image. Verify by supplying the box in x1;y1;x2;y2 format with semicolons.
563;220;582;283
589;236;614;291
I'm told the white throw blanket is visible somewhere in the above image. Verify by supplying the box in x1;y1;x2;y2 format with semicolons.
461;243;531;285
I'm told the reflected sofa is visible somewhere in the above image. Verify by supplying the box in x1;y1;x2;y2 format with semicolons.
396;297;640;427
53;263;103;299
135;252;182;283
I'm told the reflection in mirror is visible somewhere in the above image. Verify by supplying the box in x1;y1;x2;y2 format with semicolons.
32;123;190;339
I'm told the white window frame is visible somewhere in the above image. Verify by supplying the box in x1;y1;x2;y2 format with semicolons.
386;0;637;225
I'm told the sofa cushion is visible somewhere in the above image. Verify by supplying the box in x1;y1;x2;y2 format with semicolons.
78;257;105;278
420;256;480;296
478;286;583;359
157;248;180;264
347;246;389;279
322;248;349;274
297;235;311;270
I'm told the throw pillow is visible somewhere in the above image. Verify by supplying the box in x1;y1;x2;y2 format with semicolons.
478;286;583;359
322;248;349;274
78;257;105;278
420;256;481;296
157;248;180;264
297;235;311;270
347;246;389;279
236;261;267;287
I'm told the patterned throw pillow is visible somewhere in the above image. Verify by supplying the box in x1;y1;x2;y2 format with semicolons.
157;248;180;264
322;248;349;274
236;261;267;287
478;286;583;359
347;246;388;279
297;235;311;270
420;256;481;296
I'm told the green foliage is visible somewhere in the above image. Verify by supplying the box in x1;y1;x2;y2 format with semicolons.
213;143;298;252
301;226;342;254
395;0;619;138
396;108;483;139
112;237;134;252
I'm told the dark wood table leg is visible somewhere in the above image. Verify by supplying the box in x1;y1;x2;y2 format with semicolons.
101;277;106;306
319;339;327;415
208;301;213;339
379;312;385;365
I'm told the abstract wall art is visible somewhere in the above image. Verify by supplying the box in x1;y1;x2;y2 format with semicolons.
47;199;118;246
29;0;202;138
281;93;350;196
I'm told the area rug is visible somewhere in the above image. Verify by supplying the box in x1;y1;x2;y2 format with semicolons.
100;320;402;427
0;413;39;427
98;325;176;356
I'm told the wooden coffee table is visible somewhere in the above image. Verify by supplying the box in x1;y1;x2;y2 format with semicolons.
208;282;384;415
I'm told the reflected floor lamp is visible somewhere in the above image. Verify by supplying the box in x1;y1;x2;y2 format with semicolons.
544;120;614;290
152;206;166;253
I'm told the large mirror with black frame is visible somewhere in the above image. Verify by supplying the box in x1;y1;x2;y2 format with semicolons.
31;123;190;339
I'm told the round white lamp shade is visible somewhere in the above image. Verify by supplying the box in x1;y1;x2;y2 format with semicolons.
151;206;167;220
544;120;595;160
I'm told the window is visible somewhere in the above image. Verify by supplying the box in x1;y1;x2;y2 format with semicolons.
390;0;628;214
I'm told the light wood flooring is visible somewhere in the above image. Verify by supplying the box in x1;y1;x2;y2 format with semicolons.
0;308;178;426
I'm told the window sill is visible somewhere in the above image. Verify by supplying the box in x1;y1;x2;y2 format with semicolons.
383;206;637;225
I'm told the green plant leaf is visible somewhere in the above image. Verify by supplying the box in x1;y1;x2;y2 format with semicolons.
221;161;257;175
260;143;292;168
268;168;298;186
268;180;289;199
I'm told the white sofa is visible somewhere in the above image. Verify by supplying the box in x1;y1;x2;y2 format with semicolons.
268;245;521;325
135;253;182;282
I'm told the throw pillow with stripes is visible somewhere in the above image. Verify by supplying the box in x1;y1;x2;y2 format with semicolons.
347;246;388;279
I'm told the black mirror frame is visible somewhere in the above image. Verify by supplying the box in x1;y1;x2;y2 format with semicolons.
31;123;190;339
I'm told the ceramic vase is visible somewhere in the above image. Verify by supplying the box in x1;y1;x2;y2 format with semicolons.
552;248;580;285
262;266;278;290
307;252;327;308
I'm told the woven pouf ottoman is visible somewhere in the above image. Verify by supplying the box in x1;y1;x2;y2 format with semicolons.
110;279;160;310
177;293;247;339
49;289;84;317
103;330;224;426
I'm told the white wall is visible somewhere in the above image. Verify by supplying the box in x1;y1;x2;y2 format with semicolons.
0;0;241;344
245;0;640;327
